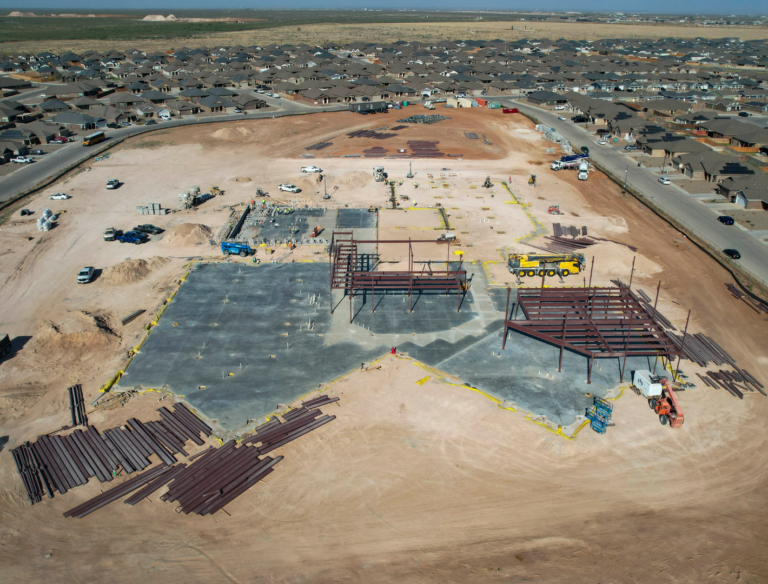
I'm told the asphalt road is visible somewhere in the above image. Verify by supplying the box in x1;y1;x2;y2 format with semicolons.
0;99;347;205
499;99;768;288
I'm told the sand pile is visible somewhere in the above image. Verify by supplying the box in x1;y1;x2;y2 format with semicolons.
101;257;170;286
338;171;373;188
211;126;255;141
163;223;212;247
33;310;120;359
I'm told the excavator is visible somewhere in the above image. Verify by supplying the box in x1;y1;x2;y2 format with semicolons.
648;378;685;428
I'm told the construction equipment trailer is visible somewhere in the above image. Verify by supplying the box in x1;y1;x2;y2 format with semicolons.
508;253;585;278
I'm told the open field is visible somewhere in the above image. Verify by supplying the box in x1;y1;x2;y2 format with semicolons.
2;16;766;54
1;108;767;581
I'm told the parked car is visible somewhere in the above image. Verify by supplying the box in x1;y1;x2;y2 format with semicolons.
50;136;71;144
597;140;607;145
658;177;671;185
738;112;750;117
145;119;157;125
12;156;33;163
718;215;735;225
233;108;242;113
301;166;322;173
118;230;148;244
119;121;131;127
107;123;119;129
106;179;120;190
581;146;590;154
362;97;370;102
256;89;265;93
160;114;172;121
723;249;741;259
133;224;164;235
625;144;638;151
30;149;45;155
572;116;588;123
278;184;301;193
558;116;566;120
77;267;95;284
50;193;71;200
103;227;117;241
554;105;565;110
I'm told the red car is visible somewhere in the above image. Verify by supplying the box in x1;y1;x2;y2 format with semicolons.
502;108;518;114
50;136;71;144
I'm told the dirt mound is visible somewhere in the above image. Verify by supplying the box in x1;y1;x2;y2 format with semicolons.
233;176;252;182
100;257;170;286
32;310;120;360
211;126;255;141
163;223;212;247
338;170;373;189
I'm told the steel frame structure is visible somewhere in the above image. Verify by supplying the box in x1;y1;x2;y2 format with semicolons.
329;231;468;323
502;285;680;384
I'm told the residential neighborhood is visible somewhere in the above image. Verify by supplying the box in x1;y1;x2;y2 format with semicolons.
3;36;767;206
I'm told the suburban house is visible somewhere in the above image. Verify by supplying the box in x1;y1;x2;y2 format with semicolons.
671;152;754;182
526;90;568;106
717;174;768;209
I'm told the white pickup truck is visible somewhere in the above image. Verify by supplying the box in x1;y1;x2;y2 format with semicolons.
11;156;33;164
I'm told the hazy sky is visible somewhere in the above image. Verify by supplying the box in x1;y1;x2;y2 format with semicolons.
1;0;766;15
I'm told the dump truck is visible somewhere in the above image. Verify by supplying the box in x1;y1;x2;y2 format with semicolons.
508;252;585;278
221;241;253;257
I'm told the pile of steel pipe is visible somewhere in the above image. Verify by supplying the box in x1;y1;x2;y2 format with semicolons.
68;385;87;427
699;369;766;399
726;283;768;314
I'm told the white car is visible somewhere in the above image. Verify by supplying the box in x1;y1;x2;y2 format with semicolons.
257;89;265;93
597;140;607;145
50;193;71;200
301;166;322;173
11;156;33;163
233;108;242;113
554;105;565;110
558;116;566;120
106;179;120;189
658;177;671;185
77;266;95;284
278;184;301;193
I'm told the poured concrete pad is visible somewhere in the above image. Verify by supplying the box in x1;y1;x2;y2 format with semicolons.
122;262;639;434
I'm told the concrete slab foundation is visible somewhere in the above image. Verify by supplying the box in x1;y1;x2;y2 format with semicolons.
121;262;642;435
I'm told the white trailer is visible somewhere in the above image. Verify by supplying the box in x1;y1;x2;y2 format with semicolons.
633;370;664;398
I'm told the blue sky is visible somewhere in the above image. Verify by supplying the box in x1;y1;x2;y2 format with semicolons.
1;1;765;15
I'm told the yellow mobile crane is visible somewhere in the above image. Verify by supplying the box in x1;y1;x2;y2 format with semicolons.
508;252;585;278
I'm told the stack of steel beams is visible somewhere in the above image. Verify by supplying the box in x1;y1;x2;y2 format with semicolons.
726;283;768;314
11;402;212;505
68;384;87;427
160;444;283;515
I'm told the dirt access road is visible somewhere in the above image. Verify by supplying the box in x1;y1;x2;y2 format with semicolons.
0;107;767;582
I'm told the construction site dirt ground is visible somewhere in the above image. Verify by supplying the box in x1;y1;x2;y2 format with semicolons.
1;108;767;582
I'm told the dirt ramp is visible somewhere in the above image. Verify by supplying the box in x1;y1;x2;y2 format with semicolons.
101;257;170;286
162;223;212;247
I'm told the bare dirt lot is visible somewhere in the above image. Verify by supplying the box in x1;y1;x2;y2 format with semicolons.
6;21;768;55
1;107;767;583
